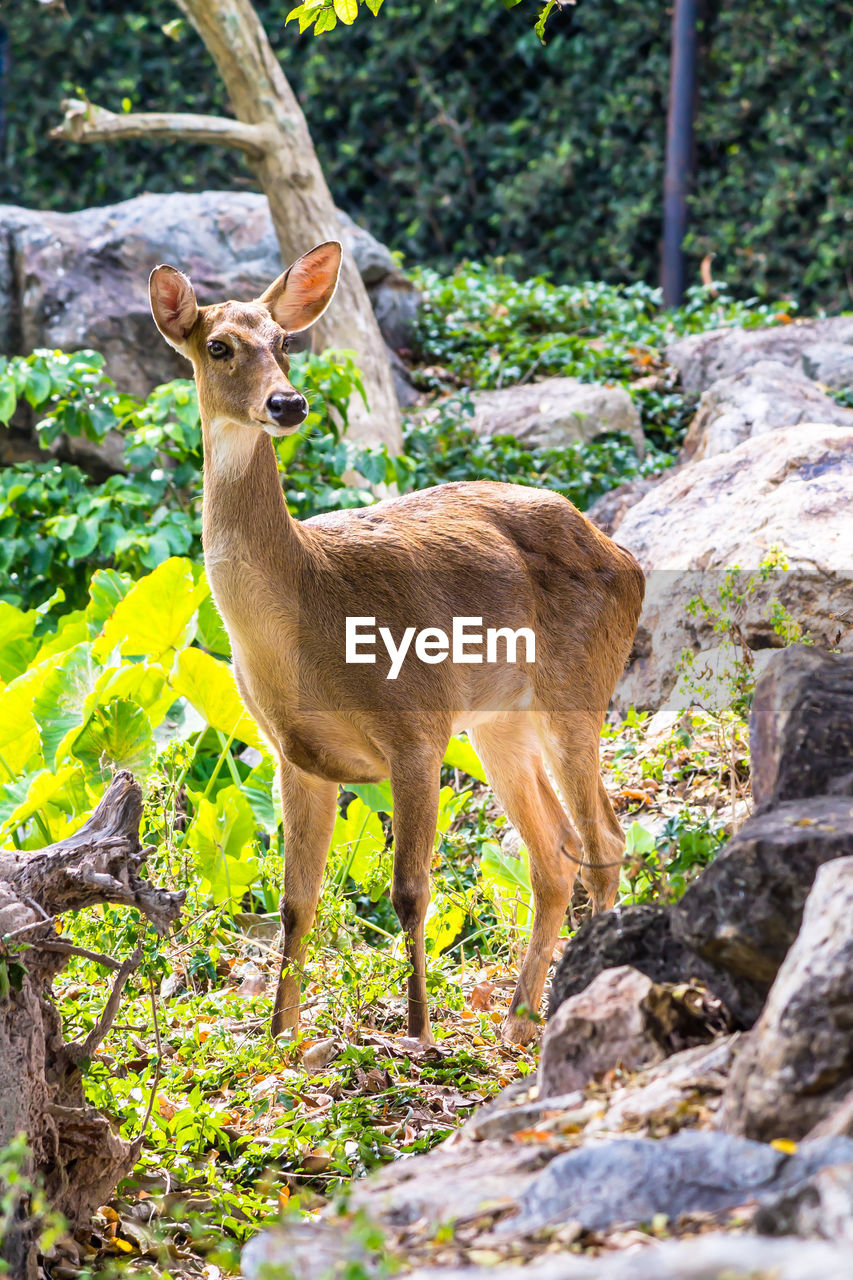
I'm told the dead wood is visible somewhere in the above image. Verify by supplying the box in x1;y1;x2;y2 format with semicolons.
0;772;184;1280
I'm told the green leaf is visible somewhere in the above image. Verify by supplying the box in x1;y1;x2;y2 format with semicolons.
0;764;88;841
187;784;260;908
332;796;386;895
32;643;96;769
0;673;42;779
196;592;231;657
172;647;264;750
314;7;338;33
425;894;466;955
349;780;393;813
333;0;358;24
72;698;156;781
0;602;39;685
0;380;17;425
243;755;280;834
364;0;383;14
443;735;488;784
625;820;657;857
93;558;206;661
480;841;532;930
82;570;132;638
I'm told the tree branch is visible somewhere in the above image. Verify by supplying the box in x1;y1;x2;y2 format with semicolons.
49;98;276;159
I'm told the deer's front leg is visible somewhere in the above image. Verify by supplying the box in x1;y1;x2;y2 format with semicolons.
389;749;443;1043
271;760;338;1039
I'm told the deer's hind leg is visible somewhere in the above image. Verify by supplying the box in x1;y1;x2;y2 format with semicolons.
272;759;338;1038
469;715;583;1046
541;711;625;915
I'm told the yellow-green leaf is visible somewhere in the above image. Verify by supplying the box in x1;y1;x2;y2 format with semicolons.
333;0;358;24
93;558;207;662
172;648;264;751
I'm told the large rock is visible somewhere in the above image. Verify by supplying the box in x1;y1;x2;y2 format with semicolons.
0;192;414;400
665;316;853;394
718;858;853;1141
672;797;853;1026
406;1234;853;1280
494;1129;853;1235
615;424;853;712
750;646;853;807
756;1162;853;1245
539;967;665;1097
802;341;853;390
546;903;741;1023
463;378;645;457
681;360;853;462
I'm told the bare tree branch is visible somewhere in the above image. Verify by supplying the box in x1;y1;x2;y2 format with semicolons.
49;98;276;159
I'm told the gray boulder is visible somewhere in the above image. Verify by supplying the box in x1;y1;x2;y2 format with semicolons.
756;1161;853;1244
615;424;853;712
0;192;414;400
407;1233;853;1280
665;316;853;394
495;1128;853;1235
462;378;645;457
718;857;853;1141
546;903;740;1025
750;646;853;807
802;341;853;390
673;798;853;1026
539;967;666;1097
681;360;853;462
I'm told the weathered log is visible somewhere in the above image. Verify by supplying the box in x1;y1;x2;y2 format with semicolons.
0;772;184;1280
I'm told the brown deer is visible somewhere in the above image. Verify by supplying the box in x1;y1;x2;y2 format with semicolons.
149;242;645;1045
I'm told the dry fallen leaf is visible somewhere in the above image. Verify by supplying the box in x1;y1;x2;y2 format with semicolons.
469;981;495;1011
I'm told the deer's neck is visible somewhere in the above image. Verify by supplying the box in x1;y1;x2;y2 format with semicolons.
201;426;302;583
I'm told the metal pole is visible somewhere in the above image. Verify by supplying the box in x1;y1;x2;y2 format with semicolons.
662;0;699;307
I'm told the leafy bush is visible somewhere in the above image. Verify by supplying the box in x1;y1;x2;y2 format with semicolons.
4;0;850;308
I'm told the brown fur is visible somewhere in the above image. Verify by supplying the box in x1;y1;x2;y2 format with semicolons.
149;247;645;1045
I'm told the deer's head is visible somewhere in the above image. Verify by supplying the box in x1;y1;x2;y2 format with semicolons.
149;241;342;441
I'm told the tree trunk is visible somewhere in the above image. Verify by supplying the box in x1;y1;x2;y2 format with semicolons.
0;773;185;1280
50;0;402;452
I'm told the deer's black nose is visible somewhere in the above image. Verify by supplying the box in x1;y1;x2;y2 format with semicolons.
266;391;306;424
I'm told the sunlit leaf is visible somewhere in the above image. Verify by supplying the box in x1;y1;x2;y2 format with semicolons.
187;784;261;908
93;557;206;661
443;735;488;784
72;698;156;780
172;648;264;750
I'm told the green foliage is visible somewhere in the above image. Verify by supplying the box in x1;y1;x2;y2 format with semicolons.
4;0;850;308
0;349;385;611
0;1137;66;1273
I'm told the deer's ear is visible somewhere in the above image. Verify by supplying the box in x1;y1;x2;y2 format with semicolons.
149;265;199;351
260;241;342;334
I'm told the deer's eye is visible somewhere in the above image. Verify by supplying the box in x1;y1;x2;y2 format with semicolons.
281;336;292;353
207;340;231;360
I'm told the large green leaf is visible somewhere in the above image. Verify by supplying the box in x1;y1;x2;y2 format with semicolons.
425;894;466;955
85;568;134;636
443;735;488;784
72;698;156;780
243;755;281;834
333;795;386;898
0;764;89;843
350;780;394;813
90;661;172;728
0;670;45;778
0;602;39;685
172;647;264;750
93;557;207;661
32;643;96;769
187;784;261;908
479;840;533;931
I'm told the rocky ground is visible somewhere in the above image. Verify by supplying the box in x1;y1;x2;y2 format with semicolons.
244;646;853;1279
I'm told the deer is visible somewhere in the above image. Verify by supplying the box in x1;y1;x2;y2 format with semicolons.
149;241;645;1046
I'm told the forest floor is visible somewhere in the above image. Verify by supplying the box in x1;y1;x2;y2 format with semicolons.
50;701;749;1279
